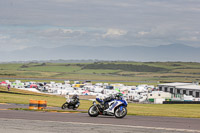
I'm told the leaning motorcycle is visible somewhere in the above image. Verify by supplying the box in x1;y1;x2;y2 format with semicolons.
88;93;128;118
61;95;80;110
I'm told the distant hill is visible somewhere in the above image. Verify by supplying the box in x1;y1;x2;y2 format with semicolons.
1;44;200;62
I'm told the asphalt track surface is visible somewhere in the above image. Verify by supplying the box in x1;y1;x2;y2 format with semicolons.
0;103;200;133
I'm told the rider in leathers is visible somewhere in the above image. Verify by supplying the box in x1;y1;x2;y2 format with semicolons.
71;94;79;105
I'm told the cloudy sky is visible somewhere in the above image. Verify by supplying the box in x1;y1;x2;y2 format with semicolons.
0;0;200;51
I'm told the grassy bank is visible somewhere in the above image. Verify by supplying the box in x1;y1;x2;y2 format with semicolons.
0;86;92;109
1;86;200;118
1;62;200;83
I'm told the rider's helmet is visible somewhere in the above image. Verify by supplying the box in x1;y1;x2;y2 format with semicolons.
72;94;78;99
116;92;123;97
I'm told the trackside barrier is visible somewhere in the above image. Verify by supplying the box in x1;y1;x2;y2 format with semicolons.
29;100;47;109
163;101;200;104
38;100;47;110
29;99;38;109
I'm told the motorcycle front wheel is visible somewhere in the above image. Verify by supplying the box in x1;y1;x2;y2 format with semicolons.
88;105;99;117
61;102;68;109
114;106;127;118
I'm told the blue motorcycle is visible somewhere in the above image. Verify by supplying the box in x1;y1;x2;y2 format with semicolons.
88;93;128;118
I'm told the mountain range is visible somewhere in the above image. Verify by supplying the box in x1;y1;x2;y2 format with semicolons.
1;44;200;62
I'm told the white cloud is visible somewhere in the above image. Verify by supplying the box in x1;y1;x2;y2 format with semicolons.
178;36;199;41
62;29;74;34
103;29;127;38
0;34;29;44
0;37;29;51
0;35;10;40
137;31;149;36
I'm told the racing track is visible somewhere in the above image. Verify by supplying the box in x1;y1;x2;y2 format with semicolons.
0;103;200;133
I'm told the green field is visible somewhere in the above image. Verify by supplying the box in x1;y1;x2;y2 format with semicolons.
1;86;200;118
1;62;200;85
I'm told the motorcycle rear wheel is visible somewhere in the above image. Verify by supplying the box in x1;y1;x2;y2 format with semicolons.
88;105;99;117
61;103;68;109
114;106;127;118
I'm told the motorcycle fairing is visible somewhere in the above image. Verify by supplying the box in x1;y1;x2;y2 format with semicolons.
104;100;125;113
96;98;103;104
